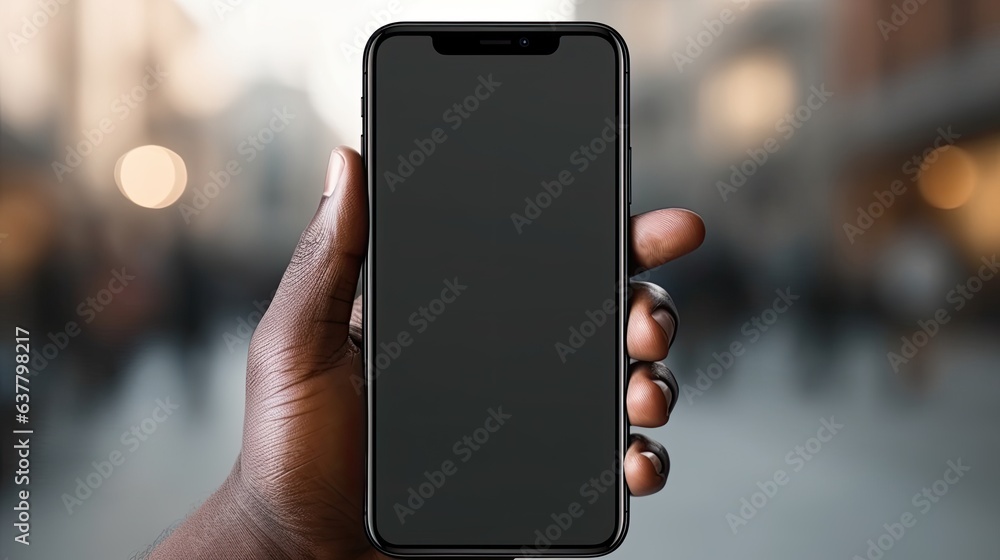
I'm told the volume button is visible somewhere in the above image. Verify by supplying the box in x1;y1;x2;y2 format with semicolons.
628;147;632;205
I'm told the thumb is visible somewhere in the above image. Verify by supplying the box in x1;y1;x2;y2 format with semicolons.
250;147;368;372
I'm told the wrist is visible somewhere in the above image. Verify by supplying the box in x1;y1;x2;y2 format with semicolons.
151;462;303;560
219;470;298;558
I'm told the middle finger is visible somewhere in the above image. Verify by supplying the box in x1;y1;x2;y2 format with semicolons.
627;281;677;361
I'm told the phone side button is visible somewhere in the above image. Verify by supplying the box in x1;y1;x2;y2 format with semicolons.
628;146;632;205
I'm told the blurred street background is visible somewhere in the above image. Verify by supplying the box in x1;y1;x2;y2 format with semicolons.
1;0;999;558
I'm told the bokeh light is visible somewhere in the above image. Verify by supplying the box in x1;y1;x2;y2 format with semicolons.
114;145;188;209
957;139;1000;254
697;50;797;156
918;145;978;210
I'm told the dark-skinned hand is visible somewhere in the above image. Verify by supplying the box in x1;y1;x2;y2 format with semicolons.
153;147;706;559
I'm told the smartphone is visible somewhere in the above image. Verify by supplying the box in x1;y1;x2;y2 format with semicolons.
363;22;629;557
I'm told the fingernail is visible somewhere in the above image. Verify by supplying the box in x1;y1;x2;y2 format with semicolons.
323;148;345;198
641;451;663;476
651;308;675;345
653;379;672;420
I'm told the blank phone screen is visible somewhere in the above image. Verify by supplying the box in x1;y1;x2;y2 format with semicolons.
368;28;625;551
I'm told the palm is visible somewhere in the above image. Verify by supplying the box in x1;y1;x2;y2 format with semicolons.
240;297;382;559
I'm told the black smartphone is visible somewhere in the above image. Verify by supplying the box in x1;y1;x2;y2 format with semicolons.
363;22;629;557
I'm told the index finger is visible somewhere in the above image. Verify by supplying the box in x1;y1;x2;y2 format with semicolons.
629;208;706;276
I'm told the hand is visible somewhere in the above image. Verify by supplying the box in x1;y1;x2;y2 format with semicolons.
153;146;706;560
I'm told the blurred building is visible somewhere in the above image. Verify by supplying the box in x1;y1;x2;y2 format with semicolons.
1;1;999;559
